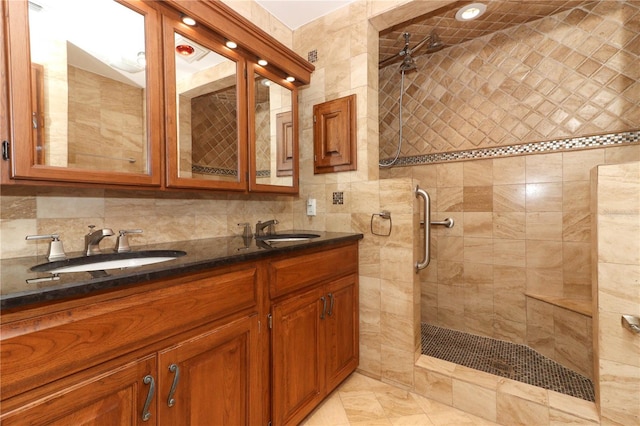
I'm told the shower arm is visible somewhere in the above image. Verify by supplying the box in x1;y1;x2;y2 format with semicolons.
378;31;443;68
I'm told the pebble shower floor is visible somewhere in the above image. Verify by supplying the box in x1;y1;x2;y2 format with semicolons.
420;323;595;402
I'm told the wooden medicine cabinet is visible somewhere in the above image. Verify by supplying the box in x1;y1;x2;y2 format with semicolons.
313;94;357;174
3;0;164;186
1;0;312;194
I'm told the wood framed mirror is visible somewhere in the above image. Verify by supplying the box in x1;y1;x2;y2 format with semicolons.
163;12;247;191
248;64;298;194
4;0;163;186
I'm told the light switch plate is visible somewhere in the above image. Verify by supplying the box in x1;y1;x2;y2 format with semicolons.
306;198;317;216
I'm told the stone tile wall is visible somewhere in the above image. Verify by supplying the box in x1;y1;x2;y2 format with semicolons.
592;161;640;425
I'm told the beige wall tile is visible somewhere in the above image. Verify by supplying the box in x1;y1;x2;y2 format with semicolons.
463;212;493;237
497;394;550;426
526;240;563;269
437;162;463;187
597;213;640;265
526;212;563;241
598;262;640;316
526;153;563;183
548;390;599;423
599;358;640;426
526;183;563;212
463;186;494;212
493;212;525;239
437;187;464;212
493;156;526;185
463;160;493;186
493;184;526;212
413;368;453;406
563;149;605;182
452;380;497;422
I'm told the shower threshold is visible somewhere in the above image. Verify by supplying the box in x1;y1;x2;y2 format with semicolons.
421;323;595;402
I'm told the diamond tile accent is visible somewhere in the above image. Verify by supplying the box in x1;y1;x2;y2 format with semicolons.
191;86;238;172
379;2;640;161
379;0;595;66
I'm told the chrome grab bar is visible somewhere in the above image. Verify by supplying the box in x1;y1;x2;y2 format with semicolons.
415;185;455;272
415;186;431;272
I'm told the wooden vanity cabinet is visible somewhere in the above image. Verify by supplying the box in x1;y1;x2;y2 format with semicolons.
0;240;359;426
0;356;158;426
157;314;259;425
0;265;262;425
269;244;359;426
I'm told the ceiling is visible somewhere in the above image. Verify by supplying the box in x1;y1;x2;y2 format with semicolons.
254;0;598;69
255;0;356;29
378;0;596;67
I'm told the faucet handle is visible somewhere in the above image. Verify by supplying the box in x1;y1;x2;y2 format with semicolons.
26;233;67;261
115;229;143;253
238;223;253;239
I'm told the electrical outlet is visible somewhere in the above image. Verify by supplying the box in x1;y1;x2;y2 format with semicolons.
306;198;316;216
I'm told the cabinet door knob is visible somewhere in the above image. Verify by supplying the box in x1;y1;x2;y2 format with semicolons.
167;363;181;407
142;374;155;422
327;293;334;317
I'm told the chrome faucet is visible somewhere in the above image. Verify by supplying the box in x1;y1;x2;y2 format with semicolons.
255;219;278;237
85;225;114;256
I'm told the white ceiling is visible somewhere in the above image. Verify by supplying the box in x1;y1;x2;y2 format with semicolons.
254;0;356;29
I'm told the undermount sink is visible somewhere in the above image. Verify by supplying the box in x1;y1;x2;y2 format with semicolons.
256;233;320;243
30;250;187;274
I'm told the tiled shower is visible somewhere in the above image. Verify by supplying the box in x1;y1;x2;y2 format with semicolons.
378;0;639;411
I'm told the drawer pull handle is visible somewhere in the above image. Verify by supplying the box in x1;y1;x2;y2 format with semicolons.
327;293;334;317
320;296;327;319
142;374;155;421
167;363;180;407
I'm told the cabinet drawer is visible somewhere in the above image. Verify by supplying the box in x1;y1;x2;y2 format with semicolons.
1;266;258;400
269;244;357;298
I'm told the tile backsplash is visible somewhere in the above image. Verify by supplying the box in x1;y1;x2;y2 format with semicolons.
0;188;294;259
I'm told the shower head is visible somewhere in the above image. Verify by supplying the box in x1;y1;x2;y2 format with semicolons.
412;30;445;54
378;29;445;70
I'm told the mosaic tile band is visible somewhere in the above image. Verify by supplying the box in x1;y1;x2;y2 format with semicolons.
191;165;272;178
381;130;640;167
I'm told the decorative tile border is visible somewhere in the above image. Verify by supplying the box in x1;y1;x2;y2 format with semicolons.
192;165;272;178
381;130;639;166
192;165;237;176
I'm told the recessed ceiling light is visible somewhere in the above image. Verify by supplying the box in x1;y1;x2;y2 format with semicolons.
455;3;486;21
226;40;238;49
286;76;295;82
181;15;196;26
258;59;268;66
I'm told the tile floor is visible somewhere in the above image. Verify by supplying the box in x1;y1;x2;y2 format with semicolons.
301;372;499;426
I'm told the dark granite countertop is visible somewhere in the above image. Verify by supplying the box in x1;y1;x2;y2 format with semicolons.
1;231;363;311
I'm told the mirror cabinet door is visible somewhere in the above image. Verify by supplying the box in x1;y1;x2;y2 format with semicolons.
249;65;298;193
5;0;163;185
163;15;247;191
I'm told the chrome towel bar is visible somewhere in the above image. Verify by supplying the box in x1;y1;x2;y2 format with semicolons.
415;185;455;272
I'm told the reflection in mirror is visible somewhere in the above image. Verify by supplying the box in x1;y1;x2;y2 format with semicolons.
28;0;148;173
174;33;239;182
254;74;294;187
